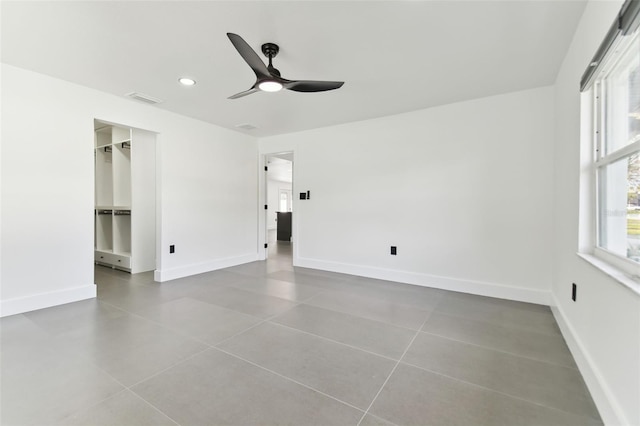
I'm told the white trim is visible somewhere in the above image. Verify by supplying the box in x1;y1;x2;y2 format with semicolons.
154;253;259;282
551;294;629;426
577;252;640;296
0;285;96;317
295;257;550;305
594;141;640;167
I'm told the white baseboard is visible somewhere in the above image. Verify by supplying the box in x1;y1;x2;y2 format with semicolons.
155;253;259;282
295;257;550;305
0;284;96;317
551;295;628;426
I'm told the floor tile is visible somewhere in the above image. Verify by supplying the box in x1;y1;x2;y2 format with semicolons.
272;304;415;359
219;322;396;409
154;270;248;297
194;286;299;319
435;292;561;335
226;260;288;277
1;245;602;426
267;269;352;290
131;348;363;425
95;266;155;286
403;332;600;419
23;298;127;335
59;314;208;386
1;313;60;352
306;290;432;330
230;277;327;301
369;363;602;426
1;347;123;425
339;277;446;309
97;279;182;313
134;297;262;345
55;390;177;426
423;312;576;367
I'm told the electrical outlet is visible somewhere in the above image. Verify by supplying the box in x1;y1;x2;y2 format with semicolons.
170;245;175;254
572;283;577;301
390;246;397;255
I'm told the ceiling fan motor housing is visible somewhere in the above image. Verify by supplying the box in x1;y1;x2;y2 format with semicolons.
261;43;279;59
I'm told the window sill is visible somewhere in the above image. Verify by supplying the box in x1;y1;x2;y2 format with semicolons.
577;252;640;297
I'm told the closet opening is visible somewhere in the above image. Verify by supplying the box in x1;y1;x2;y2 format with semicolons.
93;119;157;275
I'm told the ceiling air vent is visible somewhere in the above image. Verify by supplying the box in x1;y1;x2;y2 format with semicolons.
125;92;163;104
236;123;257;131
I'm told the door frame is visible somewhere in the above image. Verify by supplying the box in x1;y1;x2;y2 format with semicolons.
259;151;295;261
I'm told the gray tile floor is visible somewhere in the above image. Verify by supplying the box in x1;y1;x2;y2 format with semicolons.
1;237;602;425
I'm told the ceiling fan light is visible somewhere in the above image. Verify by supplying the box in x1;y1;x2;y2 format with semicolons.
258;80;283;92
179;77;196;86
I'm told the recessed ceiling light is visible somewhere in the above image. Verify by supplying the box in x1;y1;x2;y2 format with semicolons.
179;77;196;86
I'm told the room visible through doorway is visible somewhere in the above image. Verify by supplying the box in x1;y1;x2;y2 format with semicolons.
265;152;293;263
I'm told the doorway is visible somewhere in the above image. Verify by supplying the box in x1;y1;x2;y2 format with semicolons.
265;152;293;263
93;118;158;279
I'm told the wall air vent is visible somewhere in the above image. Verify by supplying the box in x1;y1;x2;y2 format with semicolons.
125;92;163;104
235;123;257;131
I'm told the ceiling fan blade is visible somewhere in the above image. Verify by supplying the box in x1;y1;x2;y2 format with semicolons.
227;33;271;79
228;87;259;99
285;80;344;93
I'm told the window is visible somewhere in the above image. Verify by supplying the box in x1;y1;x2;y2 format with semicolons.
279;189;292;212
593;29;640;275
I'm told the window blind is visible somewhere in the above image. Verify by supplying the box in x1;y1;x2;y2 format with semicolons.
580;0;640;92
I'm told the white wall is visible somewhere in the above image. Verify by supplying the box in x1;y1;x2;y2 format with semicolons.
552;2;640;425
261;86;555;304
0;64;258;316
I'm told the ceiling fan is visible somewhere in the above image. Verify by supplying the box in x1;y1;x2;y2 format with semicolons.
226;33;344;99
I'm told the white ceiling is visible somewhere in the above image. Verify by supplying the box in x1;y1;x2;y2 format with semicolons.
1;1;586;138
267;156;293;183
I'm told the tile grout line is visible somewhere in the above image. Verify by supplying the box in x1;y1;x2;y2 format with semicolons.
291;300;430;333
213;346;367;416
418;329;579;370
52;388;131;425
128;346;214;390
211;300;305;348
395;357;602;423
430;308;567;339
127;385;184;426
226;282;334;305
268;321;403;363
361;413;401;426
88;300;227;392
97;294;289;346
356;310;436;426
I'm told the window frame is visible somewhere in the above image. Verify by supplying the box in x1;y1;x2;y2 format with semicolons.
591;29;640;279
